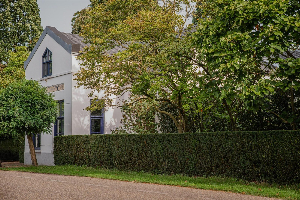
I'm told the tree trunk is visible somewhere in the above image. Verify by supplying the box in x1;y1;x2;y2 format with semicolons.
177;121;184;133
290;86;297;130
155;107;185;133
27;134;38;166
223;99;237;131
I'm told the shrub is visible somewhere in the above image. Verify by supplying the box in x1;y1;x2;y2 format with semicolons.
0;137;20;161
54;131;300;184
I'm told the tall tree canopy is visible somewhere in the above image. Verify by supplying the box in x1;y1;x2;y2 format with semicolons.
0;80;57;165
0;46;28;89
75;0;198;133
71;0;104;34
193;0;300;130
76;0;299;132
0;0;42;63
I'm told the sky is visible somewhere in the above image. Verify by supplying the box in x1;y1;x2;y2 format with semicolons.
37;0;91;33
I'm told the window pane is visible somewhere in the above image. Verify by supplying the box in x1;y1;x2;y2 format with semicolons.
60;102;64;117
37;134;41;148
58;119;64;133
43;63;47;76
42;63;45;77
91;119;101;133
42;49;52;77
33;134;41;149
50;62;52;74
57;101;64;117
48;63;52;75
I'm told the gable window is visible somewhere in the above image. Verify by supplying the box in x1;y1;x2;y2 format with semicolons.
54;100;64;136
90;105;104;135
42;48;52;77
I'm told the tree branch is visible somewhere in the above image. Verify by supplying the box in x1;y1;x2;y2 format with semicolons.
155;106;179;129
286;50;297;59
269;110;289;124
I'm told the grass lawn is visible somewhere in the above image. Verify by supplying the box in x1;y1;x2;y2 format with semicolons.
1;165;300;200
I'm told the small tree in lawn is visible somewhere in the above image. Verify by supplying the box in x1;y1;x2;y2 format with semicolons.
0;80;57;166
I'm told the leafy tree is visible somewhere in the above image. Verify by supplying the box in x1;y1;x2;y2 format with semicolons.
0;0;42;63
76;0;199;133
193;0;300;130
71;7;90;35
0;46;28;161
0;80;57;166
71;0;104;34
0;46;28;89
112;97;158;134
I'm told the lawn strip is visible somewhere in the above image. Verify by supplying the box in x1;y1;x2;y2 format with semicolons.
1;165;299;200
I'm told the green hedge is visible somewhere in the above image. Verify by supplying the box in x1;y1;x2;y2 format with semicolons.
0;138;20;161
54;131;300;184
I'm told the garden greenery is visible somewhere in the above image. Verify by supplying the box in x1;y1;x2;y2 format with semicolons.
54;130;300;184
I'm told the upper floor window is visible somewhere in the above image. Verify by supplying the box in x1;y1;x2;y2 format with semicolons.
42;48;52;77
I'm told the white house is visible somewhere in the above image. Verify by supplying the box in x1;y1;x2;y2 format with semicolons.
24;26;124;165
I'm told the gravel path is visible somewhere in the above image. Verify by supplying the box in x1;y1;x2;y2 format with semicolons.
0;170;281;200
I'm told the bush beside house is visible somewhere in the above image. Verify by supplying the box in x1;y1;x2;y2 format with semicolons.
54;131;300;184
0;136;23;162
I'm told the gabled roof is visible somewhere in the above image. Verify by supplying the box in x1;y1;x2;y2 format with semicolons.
24;26;87;69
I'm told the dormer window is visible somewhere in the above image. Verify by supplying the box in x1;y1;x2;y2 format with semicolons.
42;48;52;77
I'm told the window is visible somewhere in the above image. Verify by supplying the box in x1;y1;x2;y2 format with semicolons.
90;106;104;135
54;100;64;136
32;134;41;150
42;48;52;77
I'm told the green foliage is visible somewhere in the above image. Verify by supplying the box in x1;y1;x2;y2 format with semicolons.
71;0;105;34
113;97;158;134
75;0;198;133
0;46;28;89
0;79;57;137
0;134;24;162
193;0;300;130
0;136;19;161
54;130;300;184
71;8;90;35
0;0;42;63
75;0;299;132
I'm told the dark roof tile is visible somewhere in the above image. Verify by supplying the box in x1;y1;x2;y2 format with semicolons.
47;26;87;52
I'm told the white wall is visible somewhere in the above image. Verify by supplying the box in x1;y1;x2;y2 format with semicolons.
25;33;126;165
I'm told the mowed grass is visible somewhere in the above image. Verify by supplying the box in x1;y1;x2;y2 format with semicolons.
1;165;300;199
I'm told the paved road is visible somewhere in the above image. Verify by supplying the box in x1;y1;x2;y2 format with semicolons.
0;171;280;200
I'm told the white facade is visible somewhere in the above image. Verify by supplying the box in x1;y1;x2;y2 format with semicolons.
24;26;123;165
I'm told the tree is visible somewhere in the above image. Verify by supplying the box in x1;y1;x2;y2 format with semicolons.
0;80;57;166
0;0;42;63
193;0;300;130
0;46;28;89
0;47;28;162
71;0;104;34
75;0;198;133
